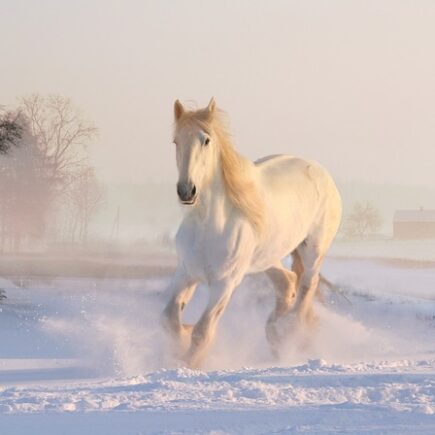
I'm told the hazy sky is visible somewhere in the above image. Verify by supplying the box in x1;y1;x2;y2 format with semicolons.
1;0;435;187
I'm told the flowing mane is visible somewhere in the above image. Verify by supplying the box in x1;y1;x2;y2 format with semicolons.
176;107;266;234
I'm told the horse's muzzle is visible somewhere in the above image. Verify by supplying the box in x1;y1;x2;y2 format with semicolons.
177;182;197;205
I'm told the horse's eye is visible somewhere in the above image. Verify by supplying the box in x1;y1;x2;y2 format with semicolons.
204;137;210;146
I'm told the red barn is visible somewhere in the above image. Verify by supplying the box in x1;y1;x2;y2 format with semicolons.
393;208;435;239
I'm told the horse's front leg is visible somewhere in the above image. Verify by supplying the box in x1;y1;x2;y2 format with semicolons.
185;280;235;368
265;265;298;358
161;270;197;356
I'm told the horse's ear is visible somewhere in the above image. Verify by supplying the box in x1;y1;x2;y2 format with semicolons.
206;97;216;115
174;100;184;121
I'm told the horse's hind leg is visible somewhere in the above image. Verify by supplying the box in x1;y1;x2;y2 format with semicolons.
265;265;298;357
294;182;341;324
294;241;325;325
291;250;304;289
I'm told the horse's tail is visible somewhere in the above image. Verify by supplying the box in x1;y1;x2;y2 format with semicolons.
317;274;351;305
319;274;337;292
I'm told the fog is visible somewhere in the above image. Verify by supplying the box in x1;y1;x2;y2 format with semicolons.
1;1;435;246
2;1;435;186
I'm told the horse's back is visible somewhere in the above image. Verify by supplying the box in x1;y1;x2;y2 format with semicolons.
255;154;330;193
256;154;338;191
254;153;342;248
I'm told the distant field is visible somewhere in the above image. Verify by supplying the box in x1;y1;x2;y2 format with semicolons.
331;239;435;263
0;251;177;279
0;239;434;280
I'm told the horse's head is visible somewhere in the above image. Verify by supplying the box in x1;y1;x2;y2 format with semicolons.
172;98;218;206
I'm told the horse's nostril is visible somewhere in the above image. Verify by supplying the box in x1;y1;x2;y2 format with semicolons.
177;182;196;201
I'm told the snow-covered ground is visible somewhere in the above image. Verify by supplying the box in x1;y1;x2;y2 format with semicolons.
0;256;434;434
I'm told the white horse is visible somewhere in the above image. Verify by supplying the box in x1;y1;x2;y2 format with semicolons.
162;98;342;368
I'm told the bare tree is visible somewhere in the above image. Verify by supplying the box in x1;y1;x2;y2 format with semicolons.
0;96;100;250
343;201;382;239
65;167;105;244
0;113;51;251
19;94;97;189
0;110;22;154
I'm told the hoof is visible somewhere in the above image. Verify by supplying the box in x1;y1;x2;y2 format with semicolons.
297;308;319;329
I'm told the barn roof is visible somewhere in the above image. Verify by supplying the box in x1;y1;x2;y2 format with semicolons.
394;209;435;223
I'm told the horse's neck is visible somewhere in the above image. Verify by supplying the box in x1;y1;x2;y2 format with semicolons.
193;163;233;231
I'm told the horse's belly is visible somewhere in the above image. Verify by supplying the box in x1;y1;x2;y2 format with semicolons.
247;196;313;273
248;228;302;273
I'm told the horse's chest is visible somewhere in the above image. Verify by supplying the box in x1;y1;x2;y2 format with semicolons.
179;229;227;281
176;219;253;283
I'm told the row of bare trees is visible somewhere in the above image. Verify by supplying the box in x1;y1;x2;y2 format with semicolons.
0;95;104;251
